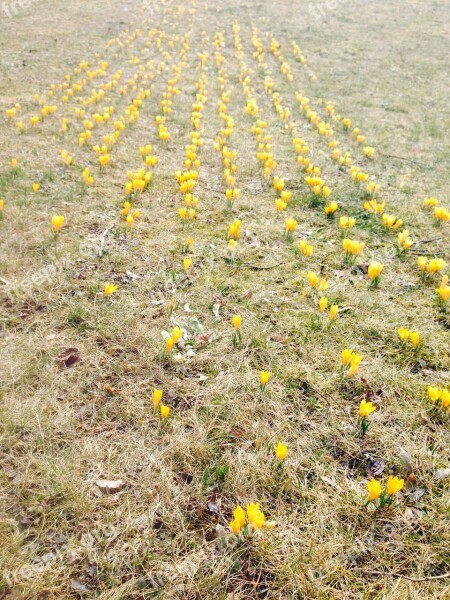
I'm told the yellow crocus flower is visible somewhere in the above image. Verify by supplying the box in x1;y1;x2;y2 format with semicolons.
417;256;428;271
229;518;242;536
51;214;64;231
152;389;163;408
359;399;376;417
427;386;441;402
232;315;242;331
103;283;118;296
246;503;265;530
329;304;338;320
324;201;338;215
441;389;450;408
409;331;420;348
160;404;171;419
368;261;384;281
342;349;353;367
260;371;271;386
307;271;318;288
298;240;314;256
386;476;404;496
367;479;382;501
171;326;183;342
285;218;298;232
275;442;288;461
427;258;446;273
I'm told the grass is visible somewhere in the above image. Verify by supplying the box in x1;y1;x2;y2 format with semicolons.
0;0;449;598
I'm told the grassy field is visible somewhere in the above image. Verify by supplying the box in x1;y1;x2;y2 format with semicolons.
0;0;449;598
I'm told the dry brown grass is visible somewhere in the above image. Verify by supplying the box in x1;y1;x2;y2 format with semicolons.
0;0;449;598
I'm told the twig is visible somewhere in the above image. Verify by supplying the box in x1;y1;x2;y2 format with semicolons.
97;224;115;258
363;570;450;582
379;153;424;168
0;276;11;285
240;262;283;270
409;250;446;256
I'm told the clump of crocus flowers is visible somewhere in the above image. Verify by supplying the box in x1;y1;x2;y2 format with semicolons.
358;399;376;435
364;199;385;215
434;206;449;226
342;348;364;378
152;388;171;419
298;239;314;257
368;261;384;288
230;503;274;537
228;219;241;240
397;229;414;253
367;476;404;509
382;213;403;230
398;328;421;350
165;326;183;354
307;271;328;292
426;386;450;413
435;275;450;307
343;238;365;263
423;197;439;209
418;257;447;279
339;216;356;230
324;201;338;218
284;218;297;241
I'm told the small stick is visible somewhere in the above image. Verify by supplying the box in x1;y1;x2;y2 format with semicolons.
363;570;450;582
97;224;115;258
0;276;11;285
240;262;284;270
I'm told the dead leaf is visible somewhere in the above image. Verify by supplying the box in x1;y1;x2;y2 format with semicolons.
197;333;211;346
434;468;450;480
367;458;385;478
207;500;219;515
71;580;87;593
95;479;126;494
125;270;140;280
409;488;426;501
352;264;369;275
399;449;413;473
212;303;221;318
166;389;177;403
57;348;81;368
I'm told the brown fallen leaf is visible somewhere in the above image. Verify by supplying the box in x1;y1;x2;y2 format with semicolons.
95;479;126;494
57;348;81;368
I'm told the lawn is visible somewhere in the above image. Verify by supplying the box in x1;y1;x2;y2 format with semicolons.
0;0;449;597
